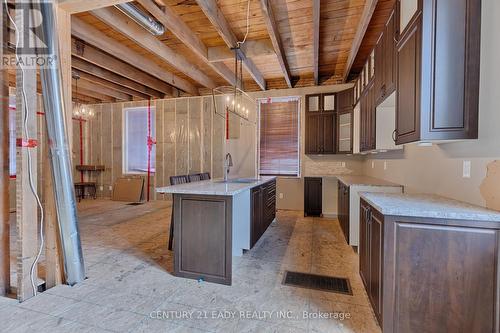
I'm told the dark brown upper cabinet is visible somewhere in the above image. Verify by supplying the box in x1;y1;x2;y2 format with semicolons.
360;81;376;152
395;0;481;145
305;91;353;154
374;4;398;106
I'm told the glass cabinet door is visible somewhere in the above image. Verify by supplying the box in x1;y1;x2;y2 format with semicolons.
337;112;352;153
323;93;336;112
307;94;320;112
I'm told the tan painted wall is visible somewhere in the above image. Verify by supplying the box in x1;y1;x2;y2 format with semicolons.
363;0;500;210
250;85;364;213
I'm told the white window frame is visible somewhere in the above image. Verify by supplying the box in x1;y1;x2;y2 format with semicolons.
123;106;156;175
257;96;301;178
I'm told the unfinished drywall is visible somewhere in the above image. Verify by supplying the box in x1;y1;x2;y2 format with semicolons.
363;0;500;210
80;95;256;200
250;85;364;213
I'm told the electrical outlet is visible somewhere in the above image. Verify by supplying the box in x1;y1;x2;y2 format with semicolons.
279;193;284;199
109;186;113;191
384;161;387;170
341;162;346;168
99;186;103;191
463;160;471;178
371;161;375;169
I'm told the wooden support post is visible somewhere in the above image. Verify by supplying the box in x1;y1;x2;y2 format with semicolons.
15;5;38;301
0;1;10;296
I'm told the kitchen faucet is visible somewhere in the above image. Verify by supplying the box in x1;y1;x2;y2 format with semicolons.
224;153;233;181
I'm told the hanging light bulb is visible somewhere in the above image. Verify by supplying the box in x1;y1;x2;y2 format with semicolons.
226;96;230;102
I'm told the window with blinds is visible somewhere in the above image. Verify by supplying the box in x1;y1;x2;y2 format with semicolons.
259;97;300;177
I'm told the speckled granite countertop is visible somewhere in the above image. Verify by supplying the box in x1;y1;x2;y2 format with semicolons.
337;175;403;187
156;176;276;196
359;192;500;222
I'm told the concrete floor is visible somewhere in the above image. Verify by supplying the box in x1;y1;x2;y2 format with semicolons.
0;199;380;333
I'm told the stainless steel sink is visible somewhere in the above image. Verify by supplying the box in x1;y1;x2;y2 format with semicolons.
215;178;260;184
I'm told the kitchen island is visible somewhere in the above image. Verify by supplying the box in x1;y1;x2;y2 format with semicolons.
156;176;276;285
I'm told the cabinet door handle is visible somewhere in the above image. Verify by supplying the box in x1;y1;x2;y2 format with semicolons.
392;129;398;142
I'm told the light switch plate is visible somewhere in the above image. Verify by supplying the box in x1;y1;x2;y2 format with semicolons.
463;160;471;178
109;186;113;191
99;186;103;191
279;193;283;199
384;161;387;170
341;162;346;167
371;161;375;169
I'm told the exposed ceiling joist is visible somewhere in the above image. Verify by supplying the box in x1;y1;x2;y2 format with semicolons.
73;69;150;100
313;0;320;85
71;16;195;95
72;57;164;99
72;85;115;102
91;7;216;89
7;71;101;104
259;0;292;88
76;76;133;101
71;38;178;97
195;0;266;91
343;0;379;82
57;0;131;14
207;40;275;62
137;0;236;86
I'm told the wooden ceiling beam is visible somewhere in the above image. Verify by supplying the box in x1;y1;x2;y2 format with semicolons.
57;0;131;14
91;7;216;89
70;38;178;97
72;85;115;102
313;0;320;85
71;16;195;95
75;77;132;101
137;0;236;86
342;0;379;82
207;40;275;62
73;69;150;100
71;57;164;99
195;0;266;91
259;0;292;88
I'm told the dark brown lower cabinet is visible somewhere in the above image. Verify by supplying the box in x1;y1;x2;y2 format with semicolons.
337;181;350;242
304;177;322;217
360;198;500;332
251;179;276;248
359;200;383;324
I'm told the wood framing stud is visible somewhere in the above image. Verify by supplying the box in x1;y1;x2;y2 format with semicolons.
259;0;292;88
343;0;379;82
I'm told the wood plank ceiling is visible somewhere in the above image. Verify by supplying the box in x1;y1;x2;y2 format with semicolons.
9;0;395;103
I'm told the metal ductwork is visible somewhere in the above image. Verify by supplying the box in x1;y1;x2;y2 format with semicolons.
33;1;86;285
115;3;165;36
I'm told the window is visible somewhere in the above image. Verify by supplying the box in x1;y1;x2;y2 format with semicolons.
124;106;155;174
259;97;300;177
9;96;15;177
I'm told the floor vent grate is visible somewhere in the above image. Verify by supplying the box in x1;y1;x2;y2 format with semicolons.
127;202;144;206
283;271;352;295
